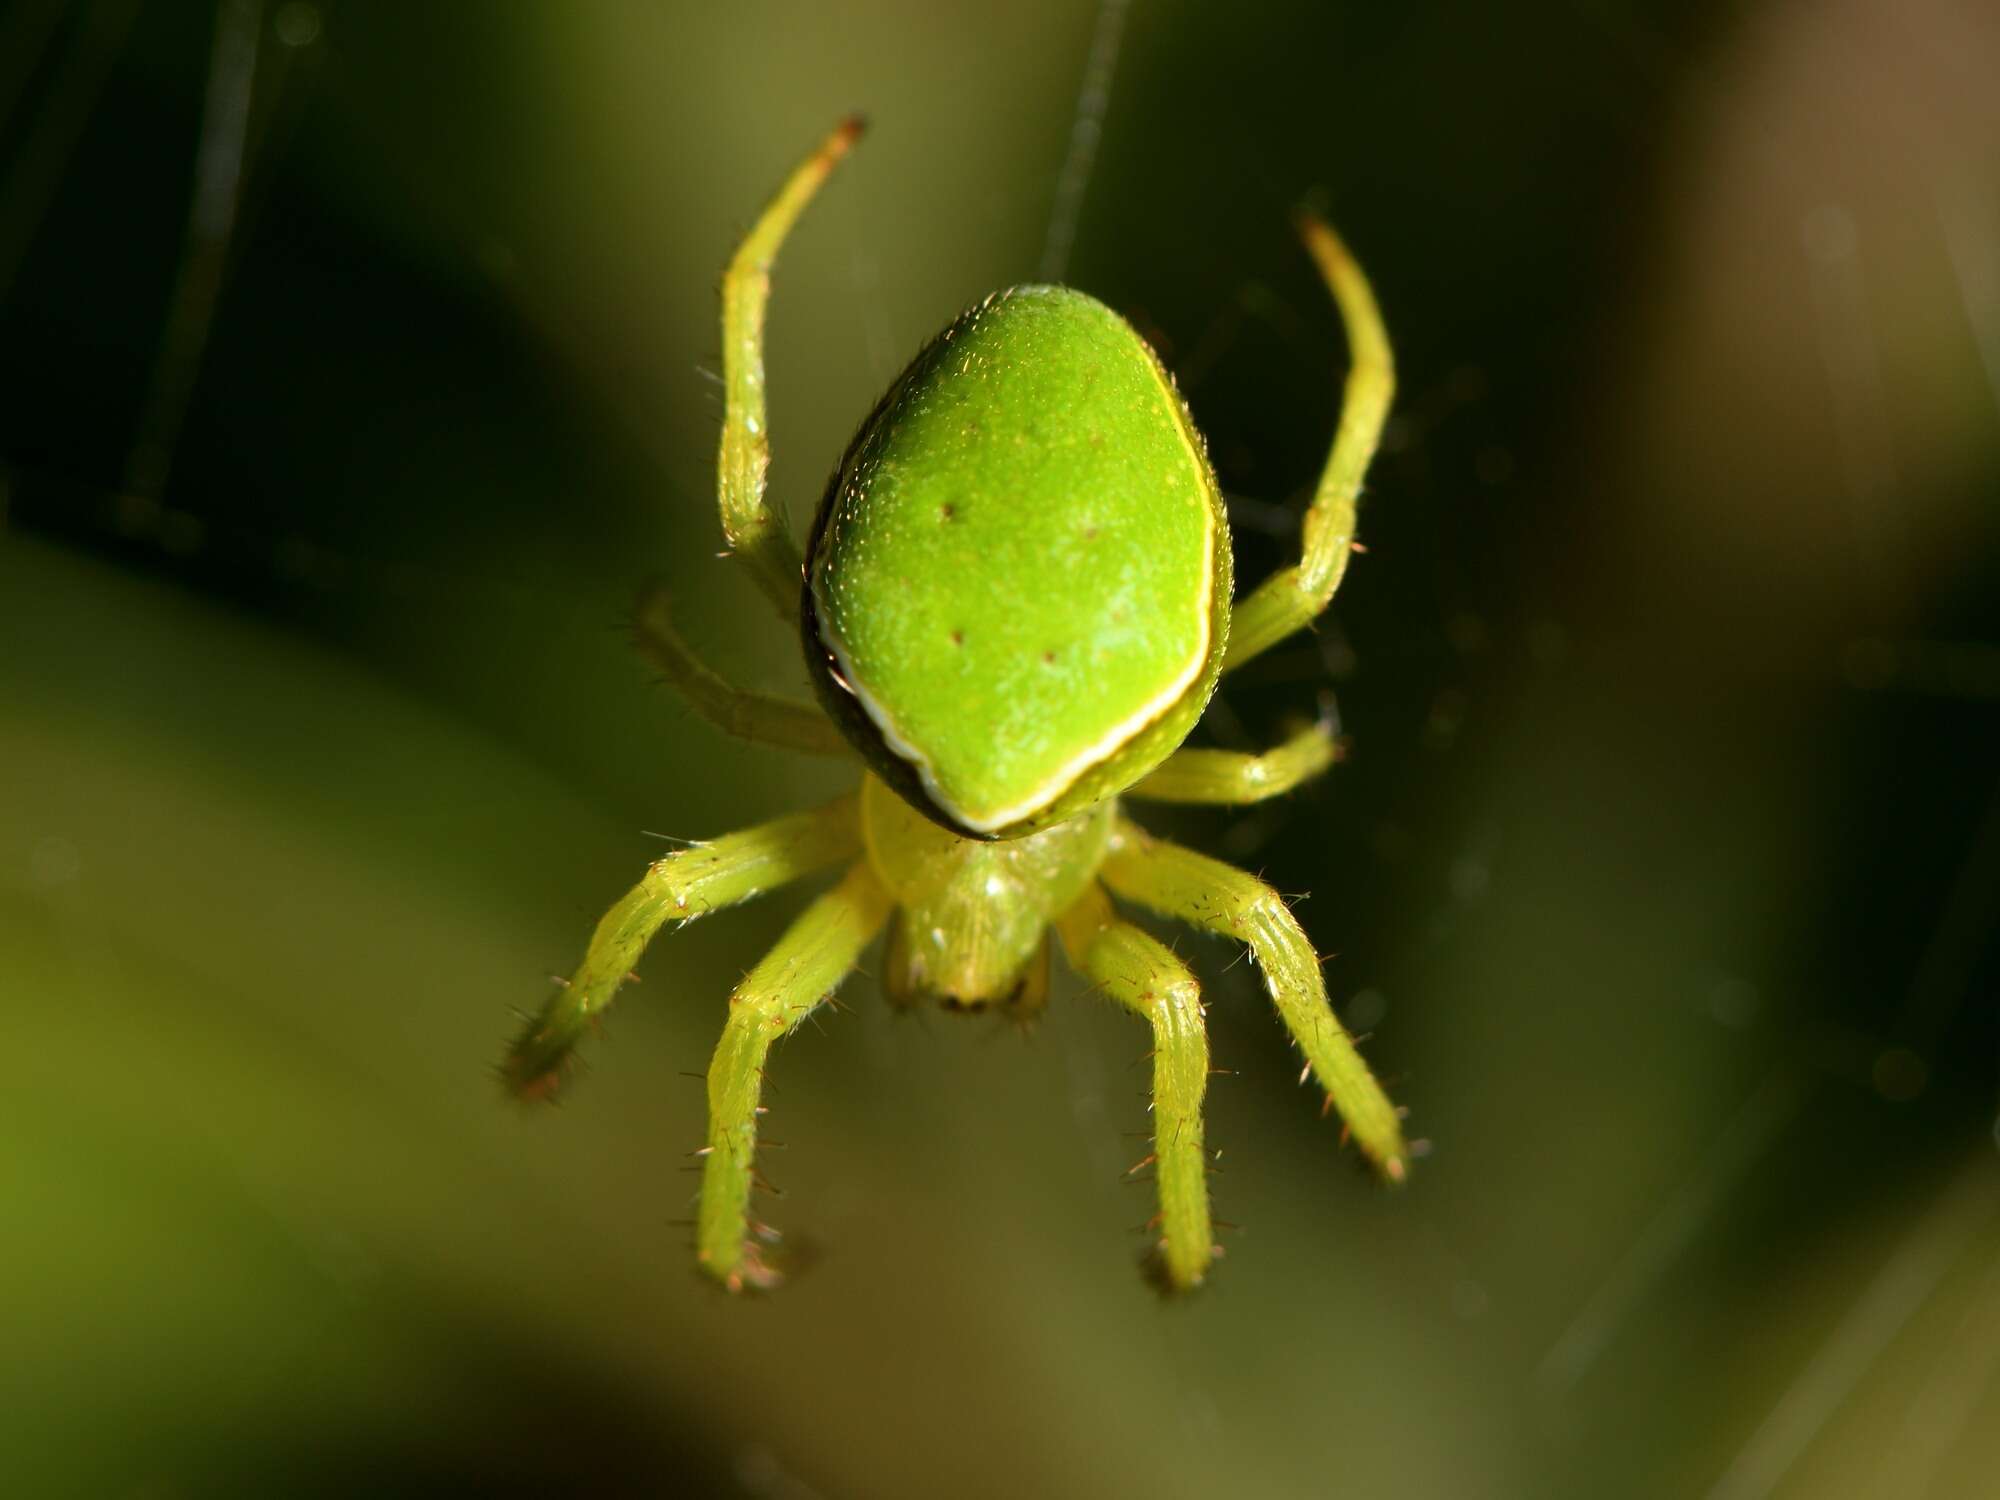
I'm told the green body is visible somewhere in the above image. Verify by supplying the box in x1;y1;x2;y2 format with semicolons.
805;286;1231;838
506;120;1407;1295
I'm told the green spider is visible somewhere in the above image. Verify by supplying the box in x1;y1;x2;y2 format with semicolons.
503;117;1406;1293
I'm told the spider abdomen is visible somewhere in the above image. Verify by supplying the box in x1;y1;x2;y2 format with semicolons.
804;285;1233;840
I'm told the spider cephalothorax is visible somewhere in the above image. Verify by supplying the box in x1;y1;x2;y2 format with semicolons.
502;117;1407;1293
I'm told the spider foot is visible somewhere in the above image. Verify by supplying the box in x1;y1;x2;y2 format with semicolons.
1138;1238;1218;1298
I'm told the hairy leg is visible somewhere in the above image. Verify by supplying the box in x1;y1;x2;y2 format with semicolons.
501;792;860;1101
698;861;894;1290
1126;716;1336;805
1099;816;1408;1180
1057;884;1215;1290
718;116;866;618
1223;214;1394;673
634;586;850;756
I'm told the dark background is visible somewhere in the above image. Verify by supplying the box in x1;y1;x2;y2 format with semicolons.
3;2;1998;1496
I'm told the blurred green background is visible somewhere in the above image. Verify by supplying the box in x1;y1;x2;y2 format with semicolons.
4;1;1999;1496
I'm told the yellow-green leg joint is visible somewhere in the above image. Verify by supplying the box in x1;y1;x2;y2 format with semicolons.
501;792;860;1102
1100;817;1408;1181
1058;884;1215;1291
634;586;852;756
1224;213;1394;673
698;860;893;1291
718;116;866;618
1126;715;1338;805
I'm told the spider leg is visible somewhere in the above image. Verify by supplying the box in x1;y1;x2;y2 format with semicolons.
634;586;851;756
501;792;861;1102
698;860;893;1291
1056;884;1215;1291
1099;815;1408;1180
1006;936;1054;1024
718;116;866;619
1222;214;1394;673
1125;716;1336;805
